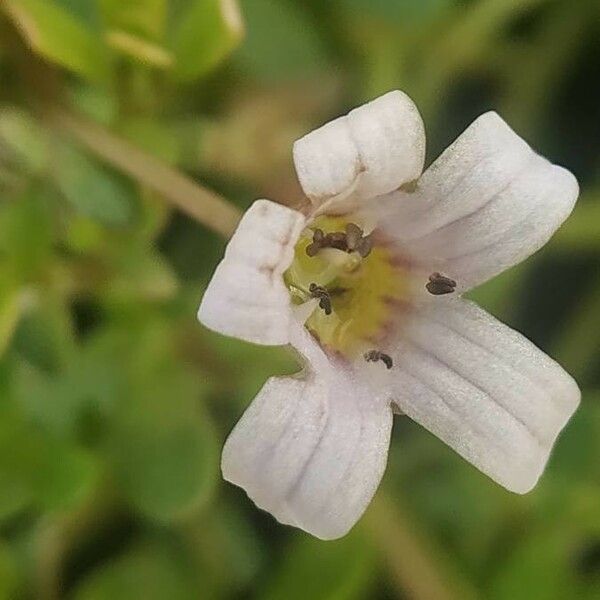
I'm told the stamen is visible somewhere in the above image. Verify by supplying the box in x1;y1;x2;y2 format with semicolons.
327;232;348;251
309;283;332;315
364;349;393;369
426;272;457;295
306;228;325;257
305;222;372;257
356;234;373;258
345;223;363;251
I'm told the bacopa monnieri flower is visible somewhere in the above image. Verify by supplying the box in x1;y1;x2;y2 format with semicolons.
198;90;580;540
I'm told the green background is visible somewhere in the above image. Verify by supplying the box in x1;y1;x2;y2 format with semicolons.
0;0;599;598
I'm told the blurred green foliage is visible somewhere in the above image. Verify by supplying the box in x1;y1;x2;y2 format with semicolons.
0;0;599;598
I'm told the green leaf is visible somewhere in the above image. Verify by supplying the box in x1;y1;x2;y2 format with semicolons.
0;443;33;522
3;0;110;83
488;522;600;600
339;0;451;22
0;406;98;515
236;0;328;81
68;85;119;125
0;109;48;175
54;143;135;226
99;0;167;40
98;0;172;67
108;378;218;522
186;502;266;594
262;530;376;600
105;30;174;68
0;543;18;599
199;326;297;409
13;296;76;374
101;248;179;304
0;285;28;360
33;437;99;511
0;186;54;281
55;0;100;29
72;539;198;600
171;0;245;81
117;118;179;165
103;322;218;521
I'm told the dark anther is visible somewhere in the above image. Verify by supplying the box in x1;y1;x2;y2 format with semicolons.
327;231;348;251
345;223;373;258
306;228;325;257
305;223;373;257
364;350;393;369
357;234;373;258
309;283;332;315
345;223;363;251
426;272;457;295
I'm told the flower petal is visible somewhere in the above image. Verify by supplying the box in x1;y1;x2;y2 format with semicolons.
293;90;425;212
375;112;579;291
221;360;393;540
385;298;579;493
198;199;305;345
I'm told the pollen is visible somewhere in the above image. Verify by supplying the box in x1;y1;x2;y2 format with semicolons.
284;216;408;357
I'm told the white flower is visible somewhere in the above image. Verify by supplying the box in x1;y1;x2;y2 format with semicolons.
198;90;580;540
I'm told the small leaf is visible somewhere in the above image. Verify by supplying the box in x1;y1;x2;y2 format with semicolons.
105;30;173;68
0;543;18;598
262;530;376;600
0;187;54;280
236;0;328;81
108;374;218;522
103;322;218;521
55;0;100;29
0;406;98;515
488;523;599;600
101;248;179;304
72;539;197;600
54;143;135;226
0;286;29;360
13;296;76;374
186;503;266;594
117;118;179;164
99;0;167;40
339;0;451;23
3;0;110;83
0;109;48;175
33;438;99;511
171;0;244;81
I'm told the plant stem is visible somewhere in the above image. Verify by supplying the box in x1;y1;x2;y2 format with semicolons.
365;492;478;600
48;108;242;238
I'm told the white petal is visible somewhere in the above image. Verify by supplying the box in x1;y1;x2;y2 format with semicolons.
385;298;579;493
221;361;393;540
375;112;579;291
293;90;425;212
198;199;305;345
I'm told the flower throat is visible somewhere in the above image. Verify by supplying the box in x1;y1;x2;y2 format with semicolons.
284;216;407;358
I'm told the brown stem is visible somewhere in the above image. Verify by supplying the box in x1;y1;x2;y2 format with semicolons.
47;108;242;238
365;492;478;600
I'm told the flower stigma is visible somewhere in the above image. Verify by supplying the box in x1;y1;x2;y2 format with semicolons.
284;216;408;357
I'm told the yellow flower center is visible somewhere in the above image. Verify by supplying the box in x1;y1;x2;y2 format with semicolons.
284;216;408;358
